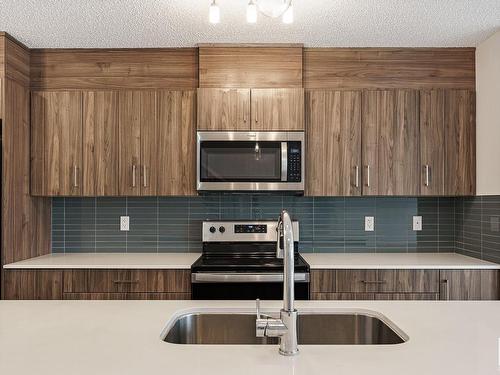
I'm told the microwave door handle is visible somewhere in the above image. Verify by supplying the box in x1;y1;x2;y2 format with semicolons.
281;142;288;182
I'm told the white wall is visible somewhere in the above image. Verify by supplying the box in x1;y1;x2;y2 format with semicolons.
476;30;500;195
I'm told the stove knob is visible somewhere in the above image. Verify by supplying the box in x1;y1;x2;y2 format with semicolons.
219;226;226;233
209;226;216;233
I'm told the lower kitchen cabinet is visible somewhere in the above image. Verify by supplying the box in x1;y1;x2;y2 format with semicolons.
63;292;191;300
311;269;498;301
440;270;499;300
312;292;439;301
63;269;191;294
4;269;191;300
3;270;63;299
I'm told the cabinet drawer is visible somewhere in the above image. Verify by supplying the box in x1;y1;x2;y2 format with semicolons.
374;293;439;300
63;292;191;300
312;292;375;300
310;270;336;292
377;270;439;293
336;270;378;292
63;270;191;293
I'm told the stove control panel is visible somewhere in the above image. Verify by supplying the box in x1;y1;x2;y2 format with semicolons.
202;221;299;242
235;224;267;234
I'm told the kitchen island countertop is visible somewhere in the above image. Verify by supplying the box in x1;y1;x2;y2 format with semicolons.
1;299;500;375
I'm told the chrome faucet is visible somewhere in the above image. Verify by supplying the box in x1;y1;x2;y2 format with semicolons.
256;209;299;356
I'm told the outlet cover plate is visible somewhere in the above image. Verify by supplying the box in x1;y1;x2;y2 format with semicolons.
413;216;423;231
120;216;130;231
365;216;375;232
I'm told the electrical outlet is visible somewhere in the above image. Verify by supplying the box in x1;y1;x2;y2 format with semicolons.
365;216;375;232
120;216;130;231
413;216;423;231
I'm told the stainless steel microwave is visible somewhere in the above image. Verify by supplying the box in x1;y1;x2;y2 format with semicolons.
197;131;305;193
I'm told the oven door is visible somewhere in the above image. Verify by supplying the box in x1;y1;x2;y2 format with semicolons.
197;131;304;192
191;272;310;300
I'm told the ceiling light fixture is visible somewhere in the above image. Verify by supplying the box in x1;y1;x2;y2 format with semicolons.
209;0;293;24
247;0;258;24
282;2;293;24
209;0;220;24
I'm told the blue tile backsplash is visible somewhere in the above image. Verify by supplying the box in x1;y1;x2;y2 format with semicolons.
455;196;500;264
52;195;460;255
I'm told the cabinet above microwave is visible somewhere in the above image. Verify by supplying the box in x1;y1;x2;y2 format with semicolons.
196;131;305;193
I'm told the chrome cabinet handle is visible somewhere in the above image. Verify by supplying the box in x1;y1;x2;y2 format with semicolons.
366;165;370;187
113;280;139;284
361;280;386;284
132;165;137;187
73;165;78;187
354;165;360;188
143;165;148;187
424;165;430;187
441;279;449;300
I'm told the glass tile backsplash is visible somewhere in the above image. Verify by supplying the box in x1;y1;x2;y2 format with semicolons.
52;195;459;254
455;196;500;264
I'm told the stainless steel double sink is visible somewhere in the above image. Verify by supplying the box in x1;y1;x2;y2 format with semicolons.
163;310;408;345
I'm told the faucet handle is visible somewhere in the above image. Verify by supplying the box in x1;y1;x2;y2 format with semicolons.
256;298;261;318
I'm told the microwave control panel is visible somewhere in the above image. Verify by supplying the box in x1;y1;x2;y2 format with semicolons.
287;141;302;182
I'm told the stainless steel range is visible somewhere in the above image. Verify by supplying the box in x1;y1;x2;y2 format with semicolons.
191;220;310;300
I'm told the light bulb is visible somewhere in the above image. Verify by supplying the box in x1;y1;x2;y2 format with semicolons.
282;3;293;24
209;1;220;24
247;1;257;23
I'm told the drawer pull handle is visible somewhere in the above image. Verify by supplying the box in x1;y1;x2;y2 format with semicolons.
113;280;139;284
360;280;386;284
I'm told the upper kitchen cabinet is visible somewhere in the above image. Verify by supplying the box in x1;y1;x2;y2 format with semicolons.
306;90;362;196
420;89;476;196
82;91;120;196
197;88;250;130
197;87;304;131
251;88;304;131
420;90;445;195
157;90;197;196
31;91;83;196
362;90;420;196
444;90;476;196
118;91;158;196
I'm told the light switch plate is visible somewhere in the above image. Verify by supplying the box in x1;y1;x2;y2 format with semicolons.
365;216;375;232
120;216;130;231
413;216;423;231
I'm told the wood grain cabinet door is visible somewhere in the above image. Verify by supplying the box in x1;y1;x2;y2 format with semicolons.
197;88;250;130
362;90;420;196
251;88;304;130
4;270;63;299
118;91;142;196
306;90;361;196
444;90;476;196
157;90;196;195
377;270;439;293
139;91;158;196
419;90;445;195
31;91;83;196
440;270;498;300
82;91;119;196
118;91;157;196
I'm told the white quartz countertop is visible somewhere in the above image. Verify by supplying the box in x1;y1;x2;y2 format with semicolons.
2;252;201;269
1;299;500;375
301;252;500;269
4;252;499;270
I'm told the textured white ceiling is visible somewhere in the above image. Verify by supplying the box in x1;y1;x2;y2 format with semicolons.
1;0;499;48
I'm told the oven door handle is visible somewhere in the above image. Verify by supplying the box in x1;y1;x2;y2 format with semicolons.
191;272;310;283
